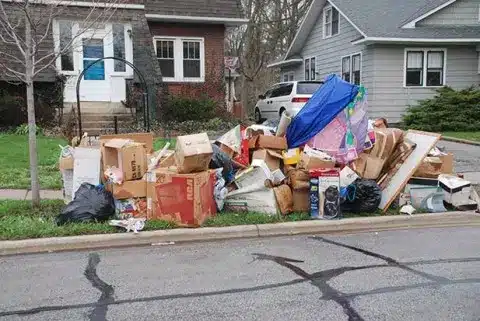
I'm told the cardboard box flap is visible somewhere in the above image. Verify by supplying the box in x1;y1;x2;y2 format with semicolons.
100;133;154;153
266;150;283;159
104;139;134;149
177;133;212;157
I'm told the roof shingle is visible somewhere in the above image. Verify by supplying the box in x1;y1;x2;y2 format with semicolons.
145;0;245;19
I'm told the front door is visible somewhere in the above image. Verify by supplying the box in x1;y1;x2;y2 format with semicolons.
79;36;111;101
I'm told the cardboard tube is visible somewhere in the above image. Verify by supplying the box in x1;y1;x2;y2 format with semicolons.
276;112;292;137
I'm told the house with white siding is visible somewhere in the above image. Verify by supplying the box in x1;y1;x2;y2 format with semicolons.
268;0;480;123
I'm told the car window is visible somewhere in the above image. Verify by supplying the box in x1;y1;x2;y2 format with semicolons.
296;82;322;95
271;84;294;98
264;89;273;98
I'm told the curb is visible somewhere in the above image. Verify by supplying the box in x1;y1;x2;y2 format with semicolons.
1;212;479;256
441;136;480;146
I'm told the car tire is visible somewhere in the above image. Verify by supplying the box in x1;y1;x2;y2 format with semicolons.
254;108;262;124
279;108;286;118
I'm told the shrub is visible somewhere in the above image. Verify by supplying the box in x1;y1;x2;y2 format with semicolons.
161;95;218;122
403;86;480;132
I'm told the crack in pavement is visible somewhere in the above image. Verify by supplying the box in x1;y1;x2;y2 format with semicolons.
84;253;114;321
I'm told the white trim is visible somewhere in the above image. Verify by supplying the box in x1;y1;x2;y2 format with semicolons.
352;37;480;45
304;56;316;81
340;52;362;85
403;48;447;88
401;0;457;28
327;0;367;37
1;0;145;9
153;36;205;83
145;14;248;26
282;0;316;62
267;58;303;68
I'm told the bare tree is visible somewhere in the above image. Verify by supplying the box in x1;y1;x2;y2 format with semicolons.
226;0;312;114
0;0;124;206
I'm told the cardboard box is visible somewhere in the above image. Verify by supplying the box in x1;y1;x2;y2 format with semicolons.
252;149;283;171
175;133;213;174
273;184;293;215
158;151;176;168
414;153;454;178
310;168;341;219
100;133;154;153
292;189;309;213
146;169;216;226
103;139;148;181
234;163;271;190
352;153;385;180
248;135;287;150
297;153;335;170
107;180;147;200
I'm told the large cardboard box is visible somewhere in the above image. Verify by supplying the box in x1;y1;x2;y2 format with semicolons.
103;139;148;181
252;149;283;171
287;169;310;190
248;135;287;150
297;153;335;170
107;180;147;200
175;133;213;174
273;184;293;215
414;153;454;178
146;169;216;226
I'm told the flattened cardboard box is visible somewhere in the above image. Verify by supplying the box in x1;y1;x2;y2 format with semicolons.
147;168;216;227
175;133;213;174
103;139;148;181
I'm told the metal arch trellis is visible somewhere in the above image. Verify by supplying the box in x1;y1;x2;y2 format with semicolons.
75;56;150;136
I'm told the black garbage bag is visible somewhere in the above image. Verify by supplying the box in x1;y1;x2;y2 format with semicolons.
209;144;234;183
341;179;382;213
56;183;115;225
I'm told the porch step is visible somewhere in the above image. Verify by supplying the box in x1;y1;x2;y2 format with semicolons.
62;111;136;136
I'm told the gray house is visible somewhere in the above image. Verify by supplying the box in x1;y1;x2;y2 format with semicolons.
268;0;480;123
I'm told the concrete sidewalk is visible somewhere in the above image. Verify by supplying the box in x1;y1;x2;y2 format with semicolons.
0;189;63;201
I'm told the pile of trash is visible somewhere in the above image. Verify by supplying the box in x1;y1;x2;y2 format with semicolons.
57;74;478;231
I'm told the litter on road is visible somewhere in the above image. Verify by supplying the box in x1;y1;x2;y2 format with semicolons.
56;74;479;232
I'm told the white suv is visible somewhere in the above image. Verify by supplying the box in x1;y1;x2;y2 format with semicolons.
254;81;324;123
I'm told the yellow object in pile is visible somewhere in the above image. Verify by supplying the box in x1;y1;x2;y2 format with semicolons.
282;148;301;165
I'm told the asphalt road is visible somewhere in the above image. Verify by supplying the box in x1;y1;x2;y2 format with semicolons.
1;227;479;321
439;140;480;174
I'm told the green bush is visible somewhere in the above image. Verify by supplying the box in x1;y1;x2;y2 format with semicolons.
403;86;480;132
161;95;217;122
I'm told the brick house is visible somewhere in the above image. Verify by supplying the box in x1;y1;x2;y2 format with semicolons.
0;0;246;131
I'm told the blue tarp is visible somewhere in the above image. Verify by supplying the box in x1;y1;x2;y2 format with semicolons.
286;74;359;148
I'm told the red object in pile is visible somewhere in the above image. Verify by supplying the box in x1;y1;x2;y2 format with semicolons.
233;125;250;167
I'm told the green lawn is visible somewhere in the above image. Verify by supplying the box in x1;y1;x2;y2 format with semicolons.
442;132;480;142
0;134;67;190
0;199;394;241
0;134;175;190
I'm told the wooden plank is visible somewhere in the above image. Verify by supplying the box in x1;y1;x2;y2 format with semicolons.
379;130;441;212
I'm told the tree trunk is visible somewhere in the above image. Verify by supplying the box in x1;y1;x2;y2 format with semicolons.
25;8;40;207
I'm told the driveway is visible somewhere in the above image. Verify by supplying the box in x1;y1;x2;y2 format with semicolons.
438;140;480;184
0;227;479;321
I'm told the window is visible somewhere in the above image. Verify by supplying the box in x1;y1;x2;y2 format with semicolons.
271;83;294;98
156;40;175;78
405;49;446;87
297;82;323;95
341;53;361;85
282;71;294;82
59;21;74;71
304;57;316;80
341;56;350;82
323;6;339;38
113;24;126;72
154;37;204;82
